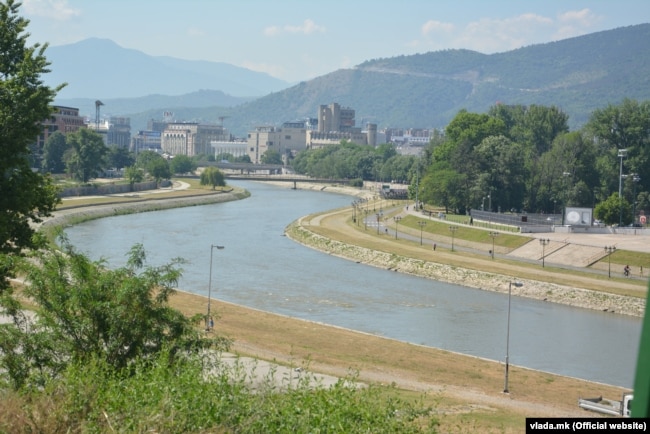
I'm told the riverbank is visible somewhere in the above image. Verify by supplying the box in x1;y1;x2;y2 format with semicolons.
35;179;638;429
41;186;249;230
254;181;647;317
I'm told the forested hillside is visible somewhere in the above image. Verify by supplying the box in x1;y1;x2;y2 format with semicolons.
122;24;650;135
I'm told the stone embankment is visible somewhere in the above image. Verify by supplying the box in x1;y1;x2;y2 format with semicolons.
285;217;647;318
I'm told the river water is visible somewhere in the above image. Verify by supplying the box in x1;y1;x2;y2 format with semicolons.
64;180;642;388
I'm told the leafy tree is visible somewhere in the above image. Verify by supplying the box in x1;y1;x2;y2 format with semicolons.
0;237;230;389
472;135;527;212
594;193;632;226
41;131;69;173
169;154;197;175
106;144;134;170
260;149;283;165
585;99;650;206
66;128;108;183
237;154;252;163
124;165;144;190
148;157;171;183
136;150;163;170
0;0;61;292
200;167;226;189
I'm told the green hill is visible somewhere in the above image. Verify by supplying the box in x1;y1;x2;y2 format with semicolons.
120;24;650;136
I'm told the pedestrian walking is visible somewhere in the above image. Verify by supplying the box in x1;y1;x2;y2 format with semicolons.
433;243;436;251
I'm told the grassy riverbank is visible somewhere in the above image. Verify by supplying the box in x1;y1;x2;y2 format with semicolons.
37;179;644;432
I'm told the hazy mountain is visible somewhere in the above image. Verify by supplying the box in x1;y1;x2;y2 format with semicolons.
50;24;650;136
45;38;290;99
55;90;253;126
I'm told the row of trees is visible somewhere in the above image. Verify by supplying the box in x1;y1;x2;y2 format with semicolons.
290;100;650;226
291;141;418;184
41;130;202;184
419;100;650;225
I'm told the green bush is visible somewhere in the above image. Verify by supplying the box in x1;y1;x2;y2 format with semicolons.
0;352;438;433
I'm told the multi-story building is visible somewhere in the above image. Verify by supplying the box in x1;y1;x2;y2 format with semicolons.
246;103;379;162
307;103;377;149
132;130;162;154
34;105;85;155
246;119;317;164
161;122;229;157
107;116;131;148
211;140;248;160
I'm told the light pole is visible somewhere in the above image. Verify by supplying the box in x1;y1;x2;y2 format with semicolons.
632;174;641;225
618;149;627;227
504;281;524;394
417;221;427;245
605;246;616;278
489;231;499;259
539;238;550;268
393;216;402;239
449;225;458;252
206;244;225;331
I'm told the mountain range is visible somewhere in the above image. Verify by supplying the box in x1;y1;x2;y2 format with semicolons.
50;24;650;136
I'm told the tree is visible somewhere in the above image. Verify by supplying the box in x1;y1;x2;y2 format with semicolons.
260;149;283;165
106;145;134;170
124;165;144;190
66;128;108;183
169;154;197;175
200;167;226;190
136;150;163;170
0;237;230;389
594;193;632;226
0;0;61;292
148;158;171;183
41;131;69;173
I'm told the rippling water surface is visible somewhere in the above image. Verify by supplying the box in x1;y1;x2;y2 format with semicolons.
64;181;642;388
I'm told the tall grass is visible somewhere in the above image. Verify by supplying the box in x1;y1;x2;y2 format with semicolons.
0;352;438;433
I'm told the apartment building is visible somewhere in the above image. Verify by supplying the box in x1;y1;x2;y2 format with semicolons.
35;105;85;153
246;119;317;164
161;122;229;157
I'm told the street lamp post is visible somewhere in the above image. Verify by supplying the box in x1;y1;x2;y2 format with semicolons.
417;221;426;245
449;225;458;252
618;149;627;227
504;281;524;394
489;231;499;259
206;244;225;330
393;216;402;239
605;246;616;278
633;174;641;225
539;238;550;268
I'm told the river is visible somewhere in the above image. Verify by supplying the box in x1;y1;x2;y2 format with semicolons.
64;180;641;388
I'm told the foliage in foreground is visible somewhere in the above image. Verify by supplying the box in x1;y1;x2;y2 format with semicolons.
0;352;438;433
0;236;230;390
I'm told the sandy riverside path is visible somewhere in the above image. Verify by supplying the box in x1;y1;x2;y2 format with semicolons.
284;190;646;318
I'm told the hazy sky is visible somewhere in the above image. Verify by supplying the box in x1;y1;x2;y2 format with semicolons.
23;0;650;83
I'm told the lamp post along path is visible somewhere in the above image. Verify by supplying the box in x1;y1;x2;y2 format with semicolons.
417;221;427;245
449;226;458;252
206;244;225;330
539;238;550;268
489;231;499;259
504;281;523;393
